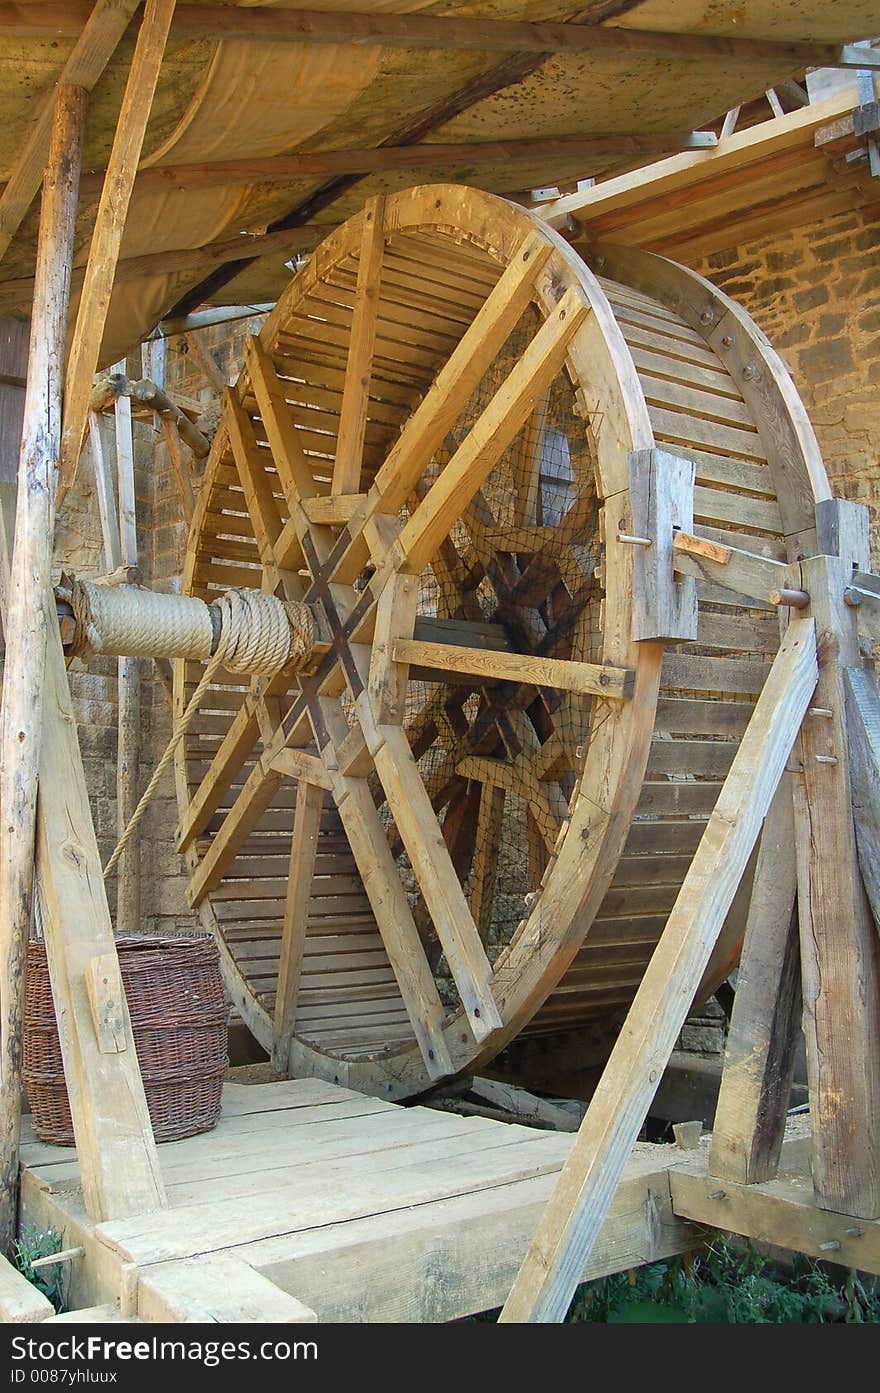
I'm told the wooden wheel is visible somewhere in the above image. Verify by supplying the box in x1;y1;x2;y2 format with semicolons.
174;185;829;1099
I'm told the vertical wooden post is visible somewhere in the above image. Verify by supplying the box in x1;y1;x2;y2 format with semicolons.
272;782;324;1072
709;782;801;1185
1;488;166;1224
0;84;86;1253
792;552;880;1218
57;0;177;504
114;372;140;936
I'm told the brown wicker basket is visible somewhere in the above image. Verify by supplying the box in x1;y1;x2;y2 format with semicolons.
25;934;229;1146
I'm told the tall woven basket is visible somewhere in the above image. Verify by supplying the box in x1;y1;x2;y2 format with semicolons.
24;934;229;1146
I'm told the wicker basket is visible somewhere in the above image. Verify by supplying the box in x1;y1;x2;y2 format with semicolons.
24;934;229;1146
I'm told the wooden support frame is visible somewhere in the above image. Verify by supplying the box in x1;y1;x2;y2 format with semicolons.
791;553;880;1219
500;619;818;1321
57;0;177;505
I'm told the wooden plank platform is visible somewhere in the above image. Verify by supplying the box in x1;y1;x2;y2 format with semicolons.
18;1078;699;1323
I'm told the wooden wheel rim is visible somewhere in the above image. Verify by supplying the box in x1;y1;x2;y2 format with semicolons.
175;185;828;1098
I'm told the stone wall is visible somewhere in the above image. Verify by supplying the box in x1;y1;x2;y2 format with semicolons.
694;205;880;559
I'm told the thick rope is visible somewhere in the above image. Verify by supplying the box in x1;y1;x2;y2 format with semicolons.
103;588;313;883
68;579;214;662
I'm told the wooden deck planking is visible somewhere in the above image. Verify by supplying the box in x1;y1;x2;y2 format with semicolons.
18;1078;704;1323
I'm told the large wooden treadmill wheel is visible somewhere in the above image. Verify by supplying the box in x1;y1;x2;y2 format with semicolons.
174;185;829;1099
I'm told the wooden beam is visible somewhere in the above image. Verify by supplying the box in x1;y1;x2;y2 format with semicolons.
0;0;139;265
59;134;716;205
88;411;122;571
0;487;166;1224
670;1166;880;1277
0;84;86;1253
673;530;787;606
332;197;385;495
113;375;140;938
272;782;323;1071
793;555;880;1218
499;618;818;1322
391;639;633;701
709;782;801;1186
57;0;177;506
627;448;697;642
844;664;880;938
0;226;332;316
2;5;866;68
160;417;195;525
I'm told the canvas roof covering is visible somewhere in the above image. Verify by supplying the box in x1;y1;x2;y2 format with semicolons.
0;0;876;364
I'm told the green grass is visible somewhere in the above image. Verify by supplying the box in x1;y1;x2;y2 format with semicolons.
12;1222;68;1314
566;1237;880;1324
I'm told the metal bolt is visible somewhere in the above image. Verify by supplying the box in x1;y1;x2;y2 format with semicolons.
808;707;834;718
708;1190;727;1201
700;307;716;325
815;754;838;765
818;1240;842;1253
845;1227;863;1239
721;334;735;348
742;362;759;382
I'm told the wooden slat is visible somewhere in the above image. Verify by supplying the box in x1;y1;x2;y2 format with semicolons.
500;619;817;1322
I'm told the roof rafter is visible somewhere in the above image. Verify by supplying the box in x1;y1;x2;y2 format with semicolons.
0;4;876;69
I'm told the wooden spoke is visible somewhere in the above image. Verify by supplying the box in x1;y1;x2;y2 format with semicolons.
471;784;506;944
457;754;565;855
226;388;284;566
273;782;324;1069
371;724;501;1042
392;289;590;576
332;197;386;495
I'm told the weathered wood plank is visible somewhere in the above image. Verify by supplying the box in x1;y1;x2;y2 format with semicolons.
58;0;177;503
0;86;86;1250
709;782;801;1185
272;783;323;1071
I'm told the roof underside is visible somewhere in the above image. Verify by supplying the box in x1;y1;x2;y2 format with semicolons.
0;0;876;362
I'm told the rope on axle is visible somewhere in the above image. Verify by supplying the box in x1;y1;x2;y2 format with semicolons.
101;587;314;882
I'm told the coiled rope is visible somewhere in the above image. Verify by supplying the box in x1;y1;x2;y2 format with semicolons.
101;587;314;882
